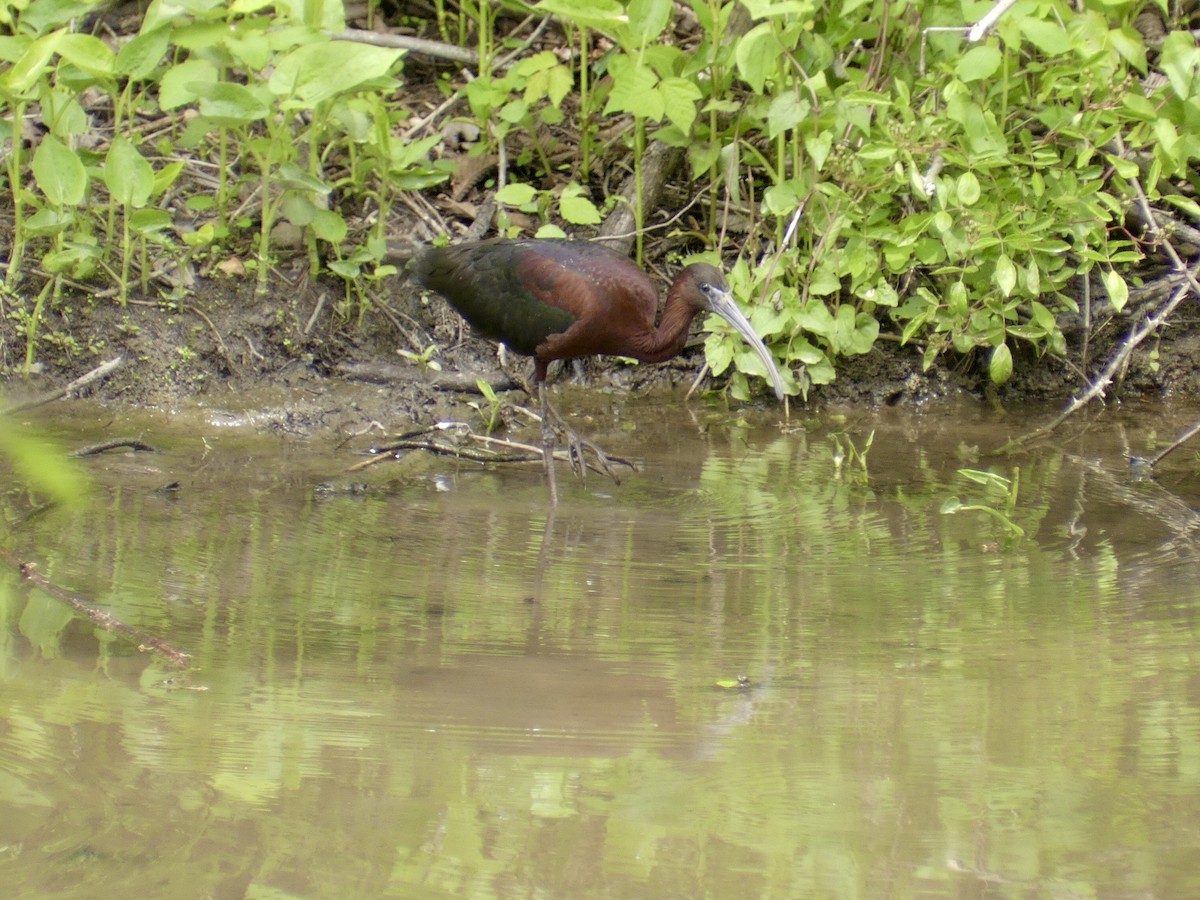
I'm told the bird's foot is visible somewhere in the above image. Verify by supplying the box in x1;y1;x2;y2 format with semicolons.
539;396;637;487
557;424;633;484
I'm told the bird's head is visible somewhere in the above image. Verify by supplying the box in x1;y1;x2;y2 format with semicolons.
679;264;787;401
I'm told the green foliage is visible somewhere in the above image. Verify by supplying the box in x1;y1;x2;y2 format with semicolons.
1;0;445;343
396;343;442;375
0;417;89;506
829;429;874;483
3;0;1199;395
942;467;1025;541
468;376;504;435
526;0;1197;394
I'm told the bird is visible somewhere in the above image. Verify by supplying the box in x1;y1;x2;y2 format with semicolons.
413;238;787;502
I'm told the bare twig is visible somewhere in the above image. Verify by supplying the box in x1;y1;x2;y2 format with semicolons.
328;28;477;65
345;420;636;477
0;549;191;668
303;290;328;335
999;151;1200;452
184;304;241;376
1143;417;1200;469
998;277;1195;453
1;356;125;415
73;438;158;457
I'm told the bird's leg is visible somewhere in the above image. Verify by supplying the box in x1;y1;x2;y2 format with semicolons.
538;381;559;505
537;383;631;486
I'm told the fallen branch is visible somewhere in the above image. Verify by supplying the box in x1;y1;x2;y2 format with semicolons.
1;356;124;415
346;421;637;477
1141;416;1200;470
329;28;477;65
998;275;1196;453
0;548;191;668
72;438;158;458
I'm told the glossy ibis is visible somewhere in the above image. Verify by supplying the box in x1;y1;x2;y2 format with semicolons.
413;238;786;501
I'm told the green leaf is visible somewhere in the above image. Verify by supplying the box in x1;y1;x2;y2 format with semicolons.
559;183;602;225
704;330;735;375
18;0;95;34
989;343;1013;385
268;40;403;106
32;135;87;207
830;304;878;355
114;26;170;79
658;76;702;131
1101;268;1129;312
805;132;832;170
43;243;99;277
545;64;572;107
735;22;775;94
25;208;73;237
1029;300;1056;334
160;59;218;109
496;182;537;206
621;0;672;46
1107;25;1146;74
1160;31;1200;101
104;137;155;208
0;423;89;506
513;50;559;79
957;171;981;206
1019;18;1072;55
604;56;662;119
129;208;174;234
56;33;114;77
193;81;270;124
281;193;317;225
276;163;330;193
3;31;62;95
947;281;969;318
533;0;627;33
767;92;810;138
994;254;1017;298
153;160;186;197
956;45;1001;82
310;209;347;243
741;0;811;16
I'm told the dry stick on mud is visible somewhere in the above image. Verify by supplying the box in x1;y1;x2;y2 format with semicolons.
1000;164;1200;454
1;356;125;415
346;422;634;477
0;549;191;668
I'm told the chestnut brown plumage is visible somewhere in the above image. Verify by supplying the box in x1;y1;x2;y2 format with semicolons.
414;238;786;501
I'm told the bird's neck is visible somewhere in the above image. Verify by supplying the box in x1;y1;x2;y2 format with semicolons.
629;288;697;363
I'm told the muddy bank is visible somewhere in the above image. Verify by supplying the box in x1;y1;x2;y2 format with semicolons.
1;261;1197;437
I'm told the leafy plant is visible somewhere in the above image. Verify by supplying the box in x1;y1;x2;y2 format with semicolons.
1;0;447;332
2;0;1199;398
829;429;874;483
468;376;504;435
941;467;1025;541
397;343;442;376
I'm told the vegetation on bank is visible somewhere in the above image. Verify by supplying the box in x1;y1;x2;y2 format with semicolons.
1;0;1198;400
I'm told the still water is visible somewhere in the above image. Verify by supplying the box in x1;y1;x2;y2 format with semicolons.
2;393;1200;897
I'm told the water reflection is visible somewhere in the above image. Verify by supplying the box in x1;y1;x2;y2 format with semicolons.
2;399;1200;896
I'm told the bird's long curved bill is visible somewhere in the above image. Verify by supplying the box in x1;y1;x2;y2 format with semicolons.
710;291;787;401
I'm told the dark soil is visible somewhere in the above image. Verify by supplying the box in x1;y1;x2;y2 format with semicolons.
2;255;1195;438
2;8;1197;431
